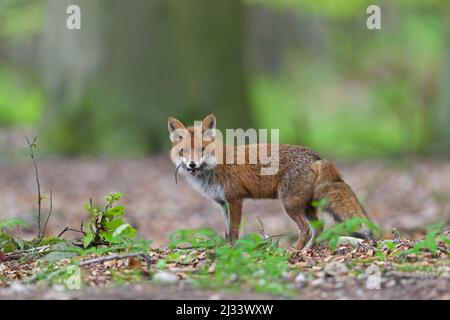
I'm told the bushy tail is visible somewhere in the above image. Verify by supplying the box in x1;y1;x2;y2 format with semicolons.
311;160;374;240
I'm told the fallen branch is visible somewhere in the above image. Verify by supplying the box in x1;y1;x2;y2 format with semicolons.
338;236;364;246
173;245;218;250
80;252;151;267
263;233;285;242
2;245;51;261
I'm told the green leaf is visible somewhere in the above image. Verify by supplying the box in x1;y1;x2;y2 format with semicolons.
105;192;123;203
0;218;25;231
42;242;81;262
156;259;166;270
43;251;78;262
385;240;396;251
376;251;385;261
441;236;450;246
105;205;125;218
83;232;94;248
105;218;124;230
328;237;339;250
169;228;223;249
310;220;325;230
310;198;328;210
112;223;131;238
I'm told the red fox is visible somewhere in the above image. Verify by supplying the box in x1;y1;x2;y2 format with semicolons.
168;114;373;249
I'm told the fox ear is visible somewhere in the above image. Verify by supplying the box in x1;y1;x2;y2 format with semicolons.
202;114;216;131
168;116;185;141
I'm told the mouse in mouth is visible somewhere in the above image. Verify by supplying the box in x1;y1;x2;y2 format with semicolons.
187;167;200;175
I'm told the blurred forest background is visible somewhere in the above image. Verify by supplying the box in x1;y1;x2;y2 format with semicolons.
1;0;449;159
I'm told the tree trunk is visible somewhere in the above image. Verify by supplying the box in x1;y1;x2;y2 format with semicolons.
40;0;250;154
429;4;450;155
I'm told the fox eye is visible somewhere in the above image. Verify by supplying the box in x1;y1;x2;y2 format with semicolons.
179;148;184;156
178;136;183;141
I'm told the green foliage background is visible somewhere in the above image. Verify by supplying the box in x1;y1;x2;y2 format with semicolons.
0;0;449;158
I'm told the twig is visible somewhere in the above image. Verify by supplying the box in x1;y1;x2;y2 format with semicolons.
26;136;54;241
173;244;218;250
57;226;86;238
40;190;53;239
392;228;401;243
174;163;182;185
26;136;42;238
80;252;151;267
257;217;269;239
88;198;96;228
2;245;51;261
263;233;285;242
6;245;50;255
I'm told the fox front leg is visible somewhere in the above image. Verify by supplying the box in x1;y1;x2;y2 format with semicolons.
220;202;231;241
227;199;243;244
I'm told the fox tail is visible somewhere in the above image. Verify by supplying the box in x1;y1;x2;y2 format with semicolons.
311;160;374;240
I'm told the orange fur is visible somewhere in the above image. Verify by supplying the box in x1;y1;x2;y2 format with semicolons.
168;114;373;249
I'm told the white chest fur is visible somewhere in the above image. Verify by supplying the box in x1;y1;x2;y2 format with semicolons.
183;170;225;203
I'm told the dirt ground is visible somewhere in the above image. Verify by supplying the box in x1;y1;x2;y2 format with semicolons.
1;155;449;246
0;276;448;300
0;130;449;299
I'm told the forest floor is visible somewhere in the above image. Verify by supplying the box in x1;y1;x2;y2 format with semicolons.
0;132;449;299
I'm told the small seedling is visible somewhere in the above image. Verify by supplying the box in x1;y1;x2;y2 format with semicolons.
315;218;380;250
82;192;137;248
168;228;224;249
403;223;448;255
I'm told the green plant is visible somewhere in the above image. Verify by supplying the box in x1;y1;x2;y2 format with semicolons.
0;218;27;253
188;231;291;295
27;262;81;289
316;218;380;250
384;240;397;251
168;228;225;249
374;240;398;261
403;223;448;255
82;192;137;248
310;198;328;210
0;218;25;231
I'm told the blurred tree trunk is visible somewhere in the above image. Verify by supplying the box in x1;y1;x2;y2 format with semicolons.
429;4;450;154
40;0;250;154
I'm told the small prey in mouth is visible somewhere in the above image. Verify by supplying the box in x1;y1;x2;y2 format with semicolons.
174;163;182;184
186;167;200;176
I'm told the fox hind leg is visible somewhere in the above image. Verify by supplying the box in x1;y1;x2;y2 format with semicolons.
279;170;316;250
305;207;323;249
283;204;310;250
280;193;311;250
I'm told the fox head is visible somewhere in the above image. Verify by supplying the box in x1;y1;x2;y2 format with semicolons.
168;114;218;176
